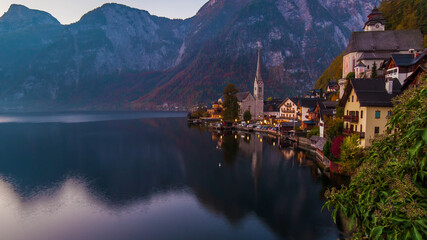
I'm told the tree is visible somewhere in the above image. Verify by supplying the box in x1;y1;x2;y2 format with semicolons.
243;110;252;122
323;140;333;160
335;106;344;118
325;76;427;239
307;126;320;138
339;134;364;174
346;72;355;80
325;116;343;140
190;107;208;119
371;62;377;78
222;84;240;121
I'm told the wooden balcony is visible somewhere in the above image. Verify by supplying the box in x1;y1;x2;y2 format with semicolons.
281;110;295;113
343;115;359;123
343;128;365;138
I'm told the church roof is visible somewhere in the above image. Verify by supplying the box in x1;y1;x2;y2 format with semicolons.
358;52;392;60
344;29;423;55
340;78;402;107
235;92;251;102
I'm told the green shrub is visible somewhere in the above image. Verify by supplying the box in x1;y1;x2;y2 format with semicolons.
324;77;427;239
307;126;320;138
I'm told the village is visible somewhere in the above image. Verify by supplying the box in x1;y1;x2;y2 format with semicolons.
188;4;426;174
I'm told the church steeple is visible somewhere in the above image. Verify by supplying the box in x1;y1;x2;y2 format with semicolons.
254;42;264;101
253;41;264;120
255;42;263;83
364;2;386;32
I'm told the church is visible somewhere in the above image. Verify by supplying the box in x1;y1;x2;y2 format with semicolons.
339;3;424;98
235;43;264;120
342;4;423;80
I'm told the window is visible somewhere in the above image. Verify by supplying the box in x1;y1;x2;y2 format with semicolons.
388;111;392;117
355;125;358;131
375;127;380;134
352;96;354;102
347;110;349;115
360;124;362;132
361;111;363;119
375;111;381;119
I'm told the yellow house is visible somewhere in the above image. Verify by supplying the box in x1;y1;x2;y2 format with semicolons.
340;78;401;147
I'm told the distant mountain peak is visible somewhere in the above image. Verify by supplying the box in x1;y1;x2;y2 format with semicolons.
0;4;60;30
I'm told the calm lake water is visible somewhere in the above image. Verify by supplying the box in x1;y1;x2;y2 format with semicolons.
0;112;340;240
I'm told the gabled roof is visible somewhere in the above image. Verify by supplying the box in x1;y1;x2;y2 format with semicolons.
340;78;402;107
322;101;338;108
235;92;252;102
299;98;323;109
279;97;299;108
328;81;338;87
356;61;367;67
264;98;283;112
219;92;253;102
317;101;336;120
344;29;423;55
402;65;427;90
390;53;426;67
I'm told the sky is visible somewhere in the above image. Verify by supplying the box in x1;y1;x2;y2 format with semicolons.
0;0;209;24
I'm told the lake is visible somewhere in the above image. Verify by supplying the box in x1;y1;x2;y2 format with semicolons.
0;112;340;240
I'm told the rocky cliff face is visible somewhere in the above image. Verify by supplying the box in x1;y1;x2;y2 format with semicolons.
0;0;376;110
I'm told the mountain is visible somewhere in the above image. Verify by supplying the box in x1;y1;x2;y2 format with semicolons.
0;0;376;110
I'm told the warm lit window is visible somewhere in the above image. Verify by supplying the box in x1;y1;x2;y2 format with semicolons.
375;111;380;119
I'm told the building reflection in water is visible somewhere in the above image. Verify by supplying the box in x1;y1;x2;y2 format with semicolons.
0;118;340;240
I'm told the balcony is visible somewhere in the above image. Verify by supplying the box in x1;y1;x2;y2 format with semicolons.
343;128;365;138
344;115;359;123
281;109;295;113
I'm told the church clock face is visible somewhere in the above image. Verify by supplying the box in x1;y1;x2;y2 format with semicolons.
375;23;380;29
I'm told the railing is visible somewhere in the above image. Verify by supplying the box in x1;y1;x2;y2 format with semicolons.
343;129;365;138
281;110;295;113
343;115;359;123
280;115;296;119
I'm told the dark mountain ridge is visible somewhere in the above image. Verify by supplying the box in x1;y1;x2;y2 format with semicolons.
0;1;376;110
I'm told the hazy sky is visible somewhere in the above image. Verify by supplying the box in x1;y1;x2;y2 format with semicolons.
0;0;209;24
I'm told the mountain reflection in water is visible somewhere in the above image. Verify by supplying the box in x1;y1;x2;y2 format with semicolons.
0;113;339;240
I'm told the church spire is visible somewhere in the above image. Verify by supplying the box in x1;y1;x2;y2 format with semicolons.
255;42;263;83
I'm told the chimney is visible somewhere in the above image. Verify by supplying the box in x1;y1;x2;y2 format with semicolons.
385;79;393;94
414;52;419;59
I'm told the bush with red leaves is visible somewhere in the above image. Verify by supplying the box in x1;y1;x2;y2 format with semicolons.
331;135;344;160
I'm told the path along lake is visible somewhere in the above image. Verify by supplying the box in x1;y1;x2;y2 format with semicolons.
0;112;341;240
